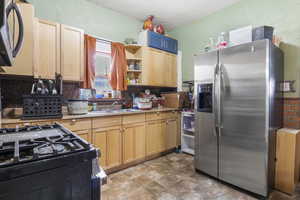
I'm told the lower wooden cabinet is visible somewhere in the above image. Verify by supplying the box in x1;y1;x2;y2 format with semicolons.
166;118;178;150
92;126;122;169
74;129;91;143
146;120;165;156
122;123;146;164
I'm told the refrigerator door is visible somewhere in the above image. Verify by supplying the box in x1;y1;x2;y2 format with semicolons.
194;50;219;177
219;40;269;196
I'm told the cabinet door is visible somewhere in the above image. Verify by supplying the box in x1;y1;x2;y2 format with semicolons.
146;121;160;156
166;119;178;150
107;128;122;169
168;53;177;87
123;126;135;164
135;123;146;160
159;120;167;152
93;129;107;168
0;3;34;75
34;19;60;79
75;129;91;143
61;24;84;81
148;31;163;50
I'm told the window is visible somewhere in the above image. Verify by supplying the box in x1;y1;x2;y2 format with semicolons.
94;40;112;96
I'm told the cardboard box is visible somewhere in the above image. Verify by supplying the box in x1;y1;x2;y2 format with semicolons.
161;92;188;109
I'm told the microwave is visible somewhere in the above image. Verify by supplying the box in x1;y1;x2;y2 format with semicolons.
0;0;24;66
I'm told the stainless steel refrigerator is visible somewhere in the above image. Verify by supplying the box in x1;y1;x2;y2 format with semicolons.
194;39;283;197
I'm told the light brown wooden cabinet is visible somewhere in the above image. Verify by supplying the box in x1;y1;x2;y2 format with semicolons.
74;129;91;143
60;24;84;82
0;3;35;76
128;47;177;87
146;120;165;156
93;126;122;169
34;19;60;79
166;118;178;150
122;122;146;164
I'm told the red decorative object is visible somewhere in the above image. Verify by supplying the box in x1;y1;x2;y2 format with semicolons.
154;24;165;35
143;15;154;31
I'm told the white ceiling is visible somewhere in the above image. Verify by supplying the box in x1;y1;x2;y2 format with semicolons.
86;0;241;30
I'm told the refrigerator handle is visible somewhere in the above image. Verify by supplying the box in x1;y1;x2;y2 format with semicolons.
219;64;225;134
213;64;219;137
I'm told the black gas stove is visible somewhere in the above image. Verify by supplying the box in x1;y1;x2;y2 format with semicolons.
0;123;101;200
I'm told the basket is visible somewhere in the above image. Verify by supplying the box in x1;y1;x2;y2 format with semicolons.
22;95;63;120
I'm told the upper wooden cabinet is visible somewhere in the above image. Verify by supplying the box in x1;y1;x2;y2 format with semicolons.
34;19;60;79
130;47;177;87
60;24;84;82
0;3;35;76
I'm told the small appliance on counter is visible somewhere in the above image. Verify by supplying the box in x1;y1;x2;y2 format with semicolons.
134;98;152;110
0;0;24;66
0;123;105;200
67;99;89;115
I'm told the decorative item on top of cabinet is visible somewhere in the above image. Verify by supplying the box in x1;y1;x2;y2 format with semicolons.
0;2;34;76
34;19;60;79
60;24;84;82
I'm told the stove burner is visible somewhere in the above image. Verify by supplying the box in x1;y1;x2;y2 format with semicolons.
37;144;66;155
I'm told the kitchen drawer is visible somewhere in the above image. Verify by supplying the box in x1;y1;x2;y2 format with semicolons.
163;111;178;119
74;129;91;143
92;116;122;129
122;114;145;125
60;118;92;131
146;112;164;121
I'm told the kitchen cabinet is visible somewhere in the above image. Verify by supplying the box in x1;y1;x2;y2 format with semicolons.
0;3;35;76
60;24;84;81
74;129;91;143
122;122;146;164
166;118;178;150
275;128;300;194
147;31;178;54
93;128;107;168
34;19;60;79
146;120;165;156
141;47;177;87
93;126;122;169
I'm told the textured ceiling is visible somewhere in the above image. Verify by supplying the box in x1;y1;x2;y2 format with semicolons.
86;0;241;30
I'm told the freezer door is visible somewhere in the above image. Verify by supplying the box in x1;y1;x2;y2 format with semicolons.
194;51;219;177
219;40;269;196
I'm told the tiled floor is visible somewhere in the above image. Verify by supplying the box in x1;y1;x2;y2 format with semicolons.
102;153;300;200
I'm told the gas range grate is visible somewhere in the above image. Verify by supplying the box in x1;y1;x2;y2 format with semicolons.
0;124;91;167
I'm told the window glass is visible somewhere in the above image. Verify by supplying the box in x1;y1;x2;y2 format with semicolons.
94;40;112;96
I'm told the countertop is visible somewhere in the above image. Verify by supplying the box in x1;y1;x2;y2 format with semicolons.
1;108;179;125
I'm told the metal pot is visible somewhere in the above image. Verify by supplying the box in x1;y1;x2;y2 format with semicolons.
67;99;89;115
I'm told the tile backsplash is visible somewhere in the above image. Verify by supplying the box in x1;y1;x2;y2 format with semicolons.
0;78;81;109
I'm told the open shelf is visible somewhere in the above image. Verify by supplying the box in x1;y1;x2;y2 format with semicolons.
127;70;142;73
127;58;142;61
125;45;142;54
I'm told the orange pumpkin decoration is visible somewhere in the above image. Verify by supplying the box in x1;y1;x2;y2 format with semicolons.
143;15;154;31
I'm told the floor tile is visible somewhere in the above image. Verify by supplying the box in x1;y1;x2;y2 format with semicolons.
102;153;299;200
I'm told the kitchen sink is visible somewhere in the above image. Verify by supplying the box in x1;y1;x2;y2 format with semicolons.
90;109;141;114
